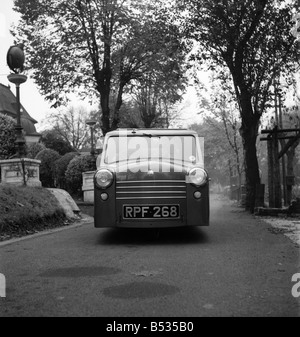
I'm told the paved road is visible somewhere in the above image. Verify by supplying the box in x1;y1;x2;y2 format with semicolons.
0;195;299;317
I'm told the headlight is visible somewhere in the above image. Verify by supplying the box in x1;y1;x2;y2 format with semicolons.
187;168;208;186
95;169;114;189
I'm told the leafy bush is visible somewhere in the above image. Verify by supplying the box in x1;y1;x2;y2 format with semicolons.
65;154;96;195
35;148;61;187
0;114;16;159
55;152;79;189
26;142;46;159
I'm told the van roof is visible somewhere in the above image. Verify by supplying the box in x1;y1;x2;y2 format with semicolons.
106;128;198;137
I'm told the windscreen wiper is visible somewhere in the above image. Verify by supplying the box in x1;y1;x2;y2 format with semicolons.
142;133;160;138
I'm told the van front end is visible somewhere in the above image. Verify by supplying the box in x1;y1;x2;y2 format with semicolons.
94;163;209;228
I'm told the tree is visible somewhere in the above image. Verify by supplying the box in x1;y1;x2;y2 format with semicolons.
45;106;94;151
179;0;300;211
194;70;244;192
116;3;187;129
118;101;144;128
110;3;187;128
130;73;185;128
26;142;46;159
12;0;187;135
40;129;75;155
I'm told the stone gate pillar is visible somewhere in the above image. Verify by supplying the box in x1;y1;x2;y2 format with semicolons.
0;158;41;187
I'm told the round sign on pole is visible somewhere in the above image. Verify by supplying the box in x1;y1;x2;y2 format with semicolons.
7;44;27;157
6;44;25;74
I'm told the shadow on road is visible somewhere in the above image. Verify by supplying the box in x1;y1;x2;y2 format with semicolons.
96;226;210;246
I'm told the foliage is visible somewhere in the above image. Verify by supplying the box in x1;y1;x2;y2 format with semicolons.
65;154;96;195
179;0;300;211
0;114;16;159
111;3;187;129
0;185;65;241
25;142;46;159
35;148;61;187
118;101;144;128
117;97;180;129
129;69;185;128
12;0;187;134
40;129;75;155
55;152;79;190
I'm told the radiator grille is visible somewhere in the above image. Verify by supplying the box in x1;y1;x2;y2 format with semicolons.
116;180;186;200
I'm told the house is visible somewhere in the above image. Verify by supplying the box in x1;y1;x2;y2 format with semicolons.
0;83;40;144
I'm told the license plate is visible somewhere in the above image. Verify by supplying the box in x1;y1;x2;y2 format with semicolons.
123;205;180;219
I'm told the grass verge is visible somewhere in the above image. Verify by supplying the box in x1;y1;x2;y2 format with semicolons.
0;185;69;241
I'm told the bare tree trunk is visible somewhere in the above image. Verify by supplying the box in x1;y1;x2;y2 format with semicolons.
239;101;261;212
241;130;261;212
111;83;125;131
96;56;112;136
100;93;111;135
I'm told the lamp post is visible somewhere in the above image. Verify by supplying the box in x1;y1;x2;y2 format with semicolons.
86;119;96;156
7;74;27;157
6;44;27;158
1;44;42;188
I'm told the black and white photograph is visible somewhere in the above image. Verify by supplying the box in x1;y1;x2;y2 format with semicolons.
0;0;299;323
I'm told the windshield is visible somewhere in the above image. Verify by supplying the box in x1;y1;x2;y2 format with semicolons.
103;135;203;166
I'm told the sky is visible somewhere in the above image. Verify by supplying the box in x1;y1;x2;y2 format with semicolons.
0;1;205;132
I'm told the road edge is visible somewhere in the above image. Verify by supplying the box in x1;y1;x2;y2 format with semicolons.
0;214;94;247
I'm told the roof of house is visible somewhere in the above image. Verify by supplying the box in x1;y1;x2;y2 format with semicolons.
0;83;40;136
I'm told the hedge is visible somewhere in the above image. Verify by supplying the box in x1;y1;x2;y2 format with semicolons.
55;152;79;190
65;154;96;195
0;114;16;159
35;148;61;187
